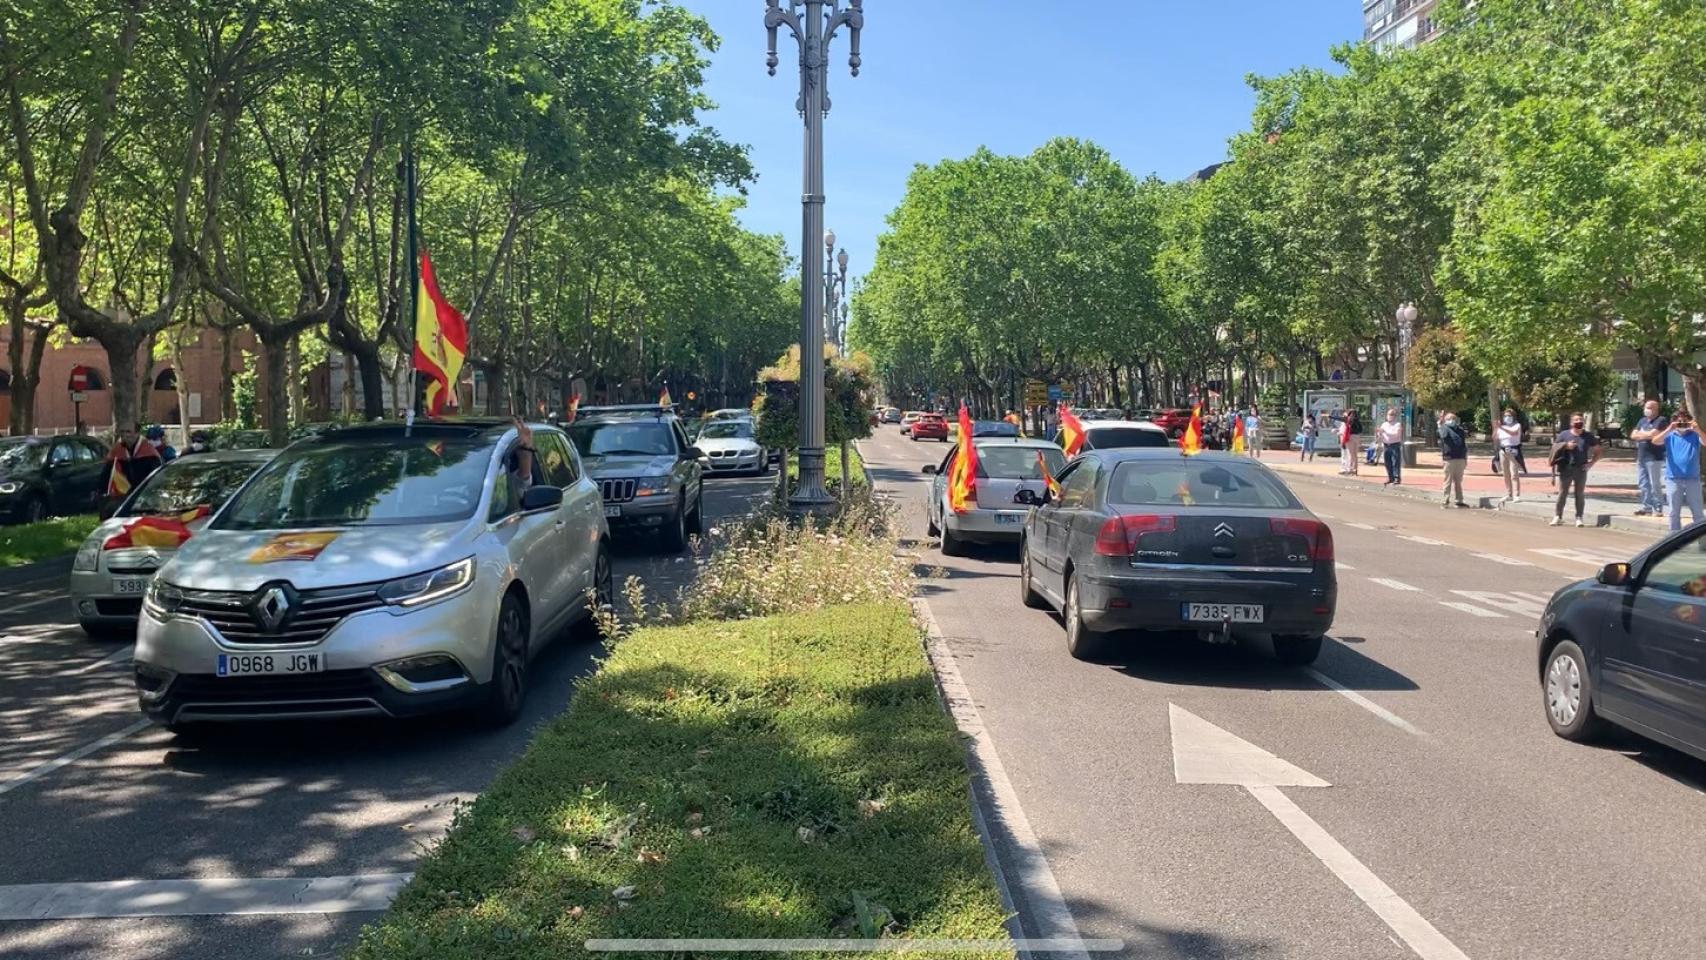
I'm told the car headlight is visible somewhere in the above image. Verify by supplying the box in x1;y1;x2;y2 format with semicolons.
143;580;184;618
634;476;672;498
0;481;21;495
377;557;475;607
74;538;102;572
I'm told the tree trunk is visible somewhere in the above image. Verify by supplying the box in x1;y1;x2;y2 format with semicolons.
219;325;236;421
171;321;193;442
1684;370;1705;421
261;332;290;446
104;332;144;432
286;335;305;424
352;342;384;420
839;439;850;493
483;363;508;416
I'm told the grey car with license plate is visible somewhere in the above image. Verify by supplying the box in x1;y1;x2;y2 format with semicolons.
134;420;612;731
1019;449;1335;664
70;449;275;637
695;418;768;476
924;437;1067;556
568;406;705;552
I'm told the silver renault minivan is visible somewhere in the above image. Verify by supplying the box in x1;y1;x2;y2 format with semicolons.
134;420;610;731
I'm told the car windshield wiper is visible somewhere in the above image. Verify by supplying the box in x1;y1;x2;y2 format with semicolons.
592;449;664;457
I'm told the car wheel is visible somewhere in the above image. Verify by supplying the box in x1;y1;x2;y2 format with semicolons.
22;496;46;524
659;496;689;553
1020;542;1048;610
1544;639;1607;741
1064;575;1104;661
1272;634;1324;666
480;593;529;727
688;490;705;537
926;507;940;539
940;522;966;557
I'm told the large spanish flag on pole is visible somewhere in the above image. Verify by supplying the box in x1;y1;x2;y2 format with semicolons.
1057;402;1087;457
947;404;980;514
414;251;468;416
1180;404;1204;456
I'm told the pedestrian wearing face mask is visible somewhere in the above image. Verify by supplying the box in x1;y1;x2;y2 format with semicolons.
1377;408;1404;485
1649;411;1703;531
1548;414;1600;527
1494;408;1525;502
1629;399;1669;516
1438;411;1469;508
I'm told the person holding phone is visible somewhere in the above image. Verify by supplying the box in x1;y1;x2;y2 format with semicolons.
1549;414;1600;527
1651;411;1704;531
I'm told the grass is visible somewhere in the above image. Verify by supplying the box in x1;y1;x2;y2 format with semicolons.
0;514;99;568
786;443;867;488
351;602;1010;960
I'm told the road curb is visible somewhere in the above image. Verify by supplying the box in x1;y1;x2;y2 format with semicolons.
0;553;73;591
1267;464;1665;536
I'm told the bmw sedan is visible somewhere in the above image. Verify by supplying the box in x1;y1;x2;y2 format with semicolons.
924;437;1068;555
1020;450;1335;663
695;418;768;476
71;449;274;637
135;420;611;732
1536;523;1706;760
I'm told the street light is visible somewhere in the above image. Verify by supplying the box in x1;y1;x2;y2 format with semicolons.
825;240;850;354
768;0;864;508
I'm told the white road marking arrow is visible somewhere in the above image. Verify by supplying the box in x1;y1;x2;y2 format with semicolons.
1169;704;1470;960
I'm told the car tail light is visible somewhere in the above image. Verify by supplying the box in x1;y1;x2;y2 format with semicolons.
1270;518;1334;562
1094;514;1176;557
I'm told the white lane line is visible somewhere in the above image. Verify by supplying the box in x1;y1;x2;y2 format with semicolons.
1303;669;1425;736
1450;590;1550;619
1336;563;1356;571
1369;577;1420;592
1247;786;1471;960
1438;601;1506;619
1399;535;1449;547
917;599;1089;960
69;645;134;675
0;874;411;919
1529;547;1630;567
1473;553;1532;567
0;719;153;798
1346;522;1376;531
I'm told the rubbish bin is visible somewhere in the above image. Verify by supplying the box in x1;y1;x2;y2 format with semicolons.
1402;441;1421;468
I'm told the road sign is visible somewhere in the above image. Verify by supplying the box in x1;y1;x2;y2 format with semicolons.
1023;380;1048;406
68;365;91;392
1046;384;1063;403
69;391;88;403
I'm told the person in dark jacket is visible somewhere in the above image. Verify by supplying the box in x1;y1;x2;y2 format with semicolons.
1438;411;1469;508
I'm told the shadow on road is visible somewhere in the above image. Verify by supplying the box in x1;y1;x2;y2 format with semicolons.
1101;633;1419;692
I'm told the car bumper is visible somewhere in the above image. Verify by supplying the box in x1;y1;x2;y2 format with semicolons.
1077;570;1335;636
703;452;763;473
133;587;499;724
69;568;156;625
601;495;679;531
944;508;1029;543
0;496;38;523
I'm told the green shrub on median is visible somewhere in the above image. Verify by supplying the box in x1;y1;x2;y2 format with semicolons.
349;602;1010;960
0;515;100;568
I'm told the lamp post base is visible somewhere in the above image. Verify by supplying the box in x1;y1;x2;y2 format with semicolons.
789;445;836;510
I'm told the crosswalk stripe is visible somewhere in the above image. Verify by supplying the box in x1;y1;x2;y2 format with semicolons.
1369;578;1420;592
1400;535;1449;547
1473;553;1532;566
1438;601;1506;619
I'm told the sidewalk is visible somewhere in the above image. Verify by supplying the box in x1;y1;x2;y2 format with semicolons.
1264;447;1673;535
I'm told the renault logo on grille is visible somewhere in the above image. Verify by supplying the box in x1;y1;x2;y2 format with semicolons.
253;585;292;632
1213;522;1236;539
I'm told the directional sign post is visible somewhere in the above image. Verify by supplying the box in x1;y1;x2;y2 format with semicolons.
1169;704;1470;960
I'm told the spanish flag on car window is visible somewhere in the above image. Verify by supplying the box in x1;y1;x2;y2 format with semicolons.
1057;403;1086;457
1036;451;1060;501
414;250;468;417
947;405;980;514
105;444;131;498
1180;404;1204;456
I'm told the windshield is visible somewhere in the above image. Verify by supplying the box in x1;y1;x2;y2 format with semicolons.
214;436;494;530
698;421;754;440
0;441;46;472
1108;460;1300;510
1086;427;1170;449
977;445;1067;479
122;459;265;517
973;421;1019;437
568;421;676;457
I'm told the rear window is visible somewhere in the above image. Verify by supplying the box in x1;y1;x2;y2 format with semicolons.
977;445;1066;479
1108;459;1300;510
1086;427;1170;449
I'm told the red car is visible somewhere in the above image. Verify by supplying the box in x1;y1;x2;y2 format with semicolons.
1148;408;1194;439
911;414;949;442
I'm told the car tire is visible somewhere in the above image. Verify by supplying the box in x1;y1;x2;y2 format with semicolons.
1063;575;1104;661
688;490;705;537
1272;634;1324;666
575;545;615;642
926;509;940;538
940;522;966;557
1019;542;1048;609
1543;638;1607;741
479;592;529;727
660;497;688;553
22;496;46;524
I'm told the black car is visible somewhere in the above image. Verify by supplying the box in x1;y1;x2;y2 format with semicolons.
1019;449;1335;663
0;435;112;524
1537;524;1706;759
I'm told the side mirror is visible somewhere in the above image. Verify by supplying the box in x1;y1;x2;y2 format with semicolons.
1598;562;1631;587
682;446;704;461
1013;489;1040;506
921;465;937;475
520;485;564;512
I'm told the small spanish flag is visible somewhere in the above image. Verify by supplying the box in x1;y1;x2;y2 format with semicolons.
1231;414;1247;454
566;393;581;424
1036;451;1060;501
947;404;980;514
659;386;673;409
1180;404;1204;456
1057;403;1086;457
105;444;132;498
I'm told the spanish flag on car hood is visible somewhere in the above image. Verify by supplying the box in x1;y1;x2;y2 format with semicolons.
947;405;980;514
102;506;210;551
1057;403;1086;457
414;251;468;417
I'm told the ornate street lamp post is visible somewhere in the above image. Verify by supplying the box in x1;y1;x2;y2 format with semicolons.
825;233;850;354
767;0;864;508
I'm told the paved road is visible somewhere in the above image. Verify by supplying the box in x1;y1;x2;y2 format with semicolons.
866;427;1706;960
0;471;772;960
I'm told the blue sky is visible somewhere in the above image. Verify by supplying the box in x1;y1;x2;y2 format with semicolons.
691;2;1363;287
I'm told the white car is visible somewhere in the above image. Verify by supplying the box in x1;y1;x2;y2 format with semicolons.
924;437;1069;556
70;450;276;637
696;419;768;476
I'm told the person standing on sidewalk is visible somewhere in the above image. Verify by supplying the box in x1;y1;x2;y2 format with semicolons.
1246;406;1264;459
1549;414;1600;527
1438;411;1470;508
1495;408;1525;502
1630;399;1669;516
1378;408;1404;485
1300;414;1318;461
1649;411;1703;531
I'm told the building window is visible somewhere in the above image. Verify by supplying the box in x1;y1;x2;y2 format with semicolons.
153;367;178;391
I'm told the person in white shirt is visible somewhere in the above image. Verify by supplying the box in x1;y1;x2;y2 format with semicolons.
1378;408;1404;485
1245;406;1263;458
1494;407;1525;502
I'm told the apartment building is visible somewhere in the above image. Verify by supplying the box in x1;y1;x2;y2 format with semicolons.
1363;0;1444;49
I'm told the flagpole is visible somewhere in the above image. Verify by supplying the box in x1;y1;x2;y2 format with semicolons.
403;125;421;426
